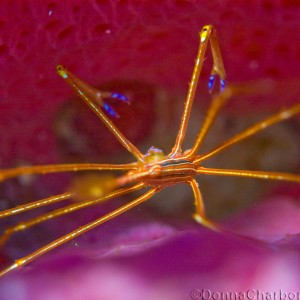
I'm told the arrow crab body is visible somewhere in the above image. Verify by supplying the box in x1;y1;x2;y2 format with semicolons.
1;25;300;277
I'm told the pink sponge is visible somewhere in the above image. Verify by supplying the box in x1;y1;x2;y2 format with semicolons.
1;1;300;165
0;2;300;299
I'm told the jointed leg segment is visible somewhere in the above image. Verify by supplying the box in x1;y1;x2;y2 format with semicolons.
197;167;300;183
185;87;233;158
186;78;293;160
187;178;220;231
56;65;144;162
195;102;300;163
0;192;73;219
0;183;145;248
0;163;138;182
0;186;160;277
171;25;226;156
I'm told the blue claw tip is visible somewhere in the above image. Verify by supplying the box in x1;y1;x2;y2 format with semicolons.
208;75;216;92
103;103;119;118
220;79;226;92
110;92;129;103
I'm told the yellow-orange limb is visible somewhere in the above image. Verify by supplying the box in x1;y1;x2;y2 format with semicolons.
0;163;138;182
186;80;285;159
0;186;160;278
0;183;144;248
0;192;73;219
197;166;300;183
56;65;144;162
116;167;161;186
171;25;226;156
186;87;233;158
195;102;300;164
187;178;220;231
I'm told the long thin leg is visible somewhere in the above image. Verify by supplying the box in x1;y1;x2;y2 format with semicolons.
0;192;73;219
185;87;233;158
171;25;226;156
197;166;300;183
0;186;160;277
187;178;220;231
194;102;300;163
56;65;144;162
0;183;144;248
186;78;285;159
0;162;137;182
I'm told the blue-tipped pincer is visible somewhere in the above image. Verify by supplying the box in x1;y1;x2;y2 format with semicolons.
103;103;119;118
110;92;129;104
208;75;216;93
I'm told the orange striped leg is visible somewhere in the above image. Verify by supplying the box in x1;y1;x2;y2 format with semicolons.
194;102;300;164
0;186;160;278
56;65;144;162
0;163;138;182
197;166;300;183
187;178;220;231
186;79;284;159
0;192;73;219
171;25;226;156
185;87;234;158
0;183;144;248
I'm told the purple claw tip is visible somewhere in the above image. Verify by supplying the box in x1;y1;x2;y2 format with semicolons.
220;79;226;92
208;75;216;93
110;92;129;103
103;103;119;118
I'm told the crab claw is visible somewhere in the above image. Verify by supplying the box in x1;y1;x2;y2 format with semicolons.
208;74;216;93
207;74;226;94
102;92;130;118
102;103;119;118
110;92;130;104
